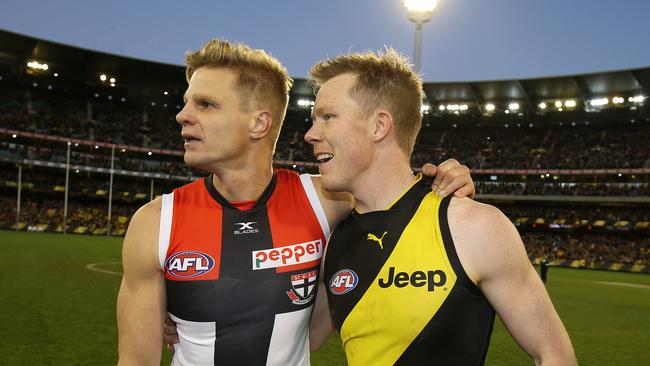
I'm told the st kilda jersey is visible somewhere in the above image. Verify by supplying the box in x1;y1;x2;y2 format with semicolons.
324;175;495;366
158;169;330;366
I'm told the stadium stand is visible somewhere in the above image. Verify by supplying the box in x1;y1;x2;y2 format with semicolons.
0;28;648;273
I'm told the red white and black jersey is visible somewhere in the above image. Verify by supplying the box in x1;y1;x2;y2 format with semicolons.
158;169;329;366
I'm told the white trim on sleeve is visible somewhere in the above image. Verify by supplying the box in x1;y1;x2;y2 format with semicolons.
158;192;174;270
299;174;330;240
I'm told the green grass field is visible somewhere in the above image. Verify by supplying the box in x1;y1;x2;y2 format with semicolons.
0;230;648;365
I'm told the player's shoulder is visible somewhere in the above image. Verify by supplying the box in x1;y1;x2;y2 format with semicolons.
448;196;508;228
446;197;518;253
127;196;163;235
446;197;525;281
122;197;163;272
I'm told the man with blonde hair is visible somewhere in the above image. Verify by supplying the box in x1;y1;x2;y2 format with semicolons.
117;39;475;365
305;49;577;365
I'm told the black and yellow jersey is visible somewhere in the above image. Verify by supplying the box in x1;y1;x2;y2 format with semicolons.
324;175;495;366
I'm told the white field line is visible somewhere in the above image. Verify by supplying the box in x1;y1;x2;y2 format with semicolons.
593;281;650;289
86;261;123;275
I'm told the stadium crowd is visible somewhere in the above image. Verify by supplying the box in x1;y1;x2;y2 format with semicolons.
1;190;647;267
2;82;650;170
1;78;648;273
523;232;649;266
476;181;650;196
0;195;132;234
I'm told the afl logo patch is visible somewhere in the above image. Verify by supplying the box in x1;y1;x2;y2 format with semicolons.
329;269;358;295
166;251;215;278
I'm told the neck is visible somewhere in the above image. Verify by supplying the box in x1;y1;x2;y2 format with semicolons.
352;151;417;214
209;149;274;202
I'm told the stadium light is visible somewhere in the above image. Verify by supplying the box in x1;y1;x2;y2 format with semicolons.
504;110;510;114
629;95;645;103
164;91;169;95
564;100;577;108
438;105;445;111
403;0;438;72
508;102;520;111
485;103;496;112
554;100;563;108
297;99;314;108
100;74;107;81
27;61;49;71
421;104;431;114
589;97;608;107
538;102;547;109
12;134;17;138
612;96;624;104
109;77;116;83
54;73;59;77
147;151;153;156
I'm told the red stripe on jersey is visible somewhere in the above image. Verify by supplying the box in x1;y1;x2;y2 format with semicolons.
267;169;326;273
166;179;222;281
231;200;256;211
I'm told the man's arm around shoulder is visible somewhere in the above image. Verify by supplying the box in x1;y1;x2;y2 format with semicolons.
448;198;577;366
117;198;166;366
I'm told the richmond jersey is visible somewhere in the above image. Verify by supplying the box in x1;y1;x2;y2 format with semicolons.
324;175;495;366
158;169;330;366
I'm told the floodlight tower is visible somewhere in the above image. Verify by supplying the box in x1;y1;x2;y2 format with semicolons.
403;0;438;73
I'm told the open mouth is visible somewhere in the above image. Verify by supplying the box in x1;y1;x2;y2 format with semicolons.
316;153;334;163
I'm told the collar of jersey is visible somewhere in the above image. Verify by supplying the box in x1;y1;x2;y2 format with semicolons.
203;172;277;211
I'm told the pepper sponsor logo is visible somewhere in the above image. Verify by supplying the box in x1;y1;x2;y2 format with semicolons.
378;266;447;291
166;251;215;278
329;269;358;295
252;239;323;270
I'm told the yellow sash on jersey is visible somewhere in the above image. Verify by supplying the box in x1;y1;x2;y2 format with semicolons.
340;192;457;366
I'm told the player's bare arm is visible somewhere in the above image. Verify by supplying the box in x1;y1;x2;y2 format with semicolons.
448;198;577;366
117;198;167;366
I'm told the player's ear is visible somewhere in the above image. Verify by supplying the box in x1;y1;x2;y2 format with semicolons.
372;109;393;143
250;111;273;140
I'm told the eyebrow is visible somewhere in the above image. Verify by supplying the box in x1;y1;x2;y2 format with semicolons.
311;106;326;120
183;92;217;104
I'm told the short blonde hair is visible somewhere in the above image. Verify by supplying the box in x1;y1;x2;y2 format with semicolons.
185;39;293;145
309;48;423;155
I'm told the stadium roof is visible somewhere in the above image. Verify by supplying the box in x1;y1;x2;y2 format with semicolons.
1;28;648;105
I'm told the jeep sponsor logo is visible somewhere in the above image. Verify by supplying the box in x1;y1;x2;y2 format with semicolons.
234;222;259;235
166;251;215;278
329;269;358;295
252;239;323;270
378;266;447;291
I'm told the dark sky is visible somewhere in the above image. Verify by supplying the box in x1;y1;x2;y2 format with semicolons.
1;0;649;81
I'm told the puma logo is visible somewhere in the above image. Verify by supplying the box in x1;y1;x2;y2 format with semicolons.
367;231;388;250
